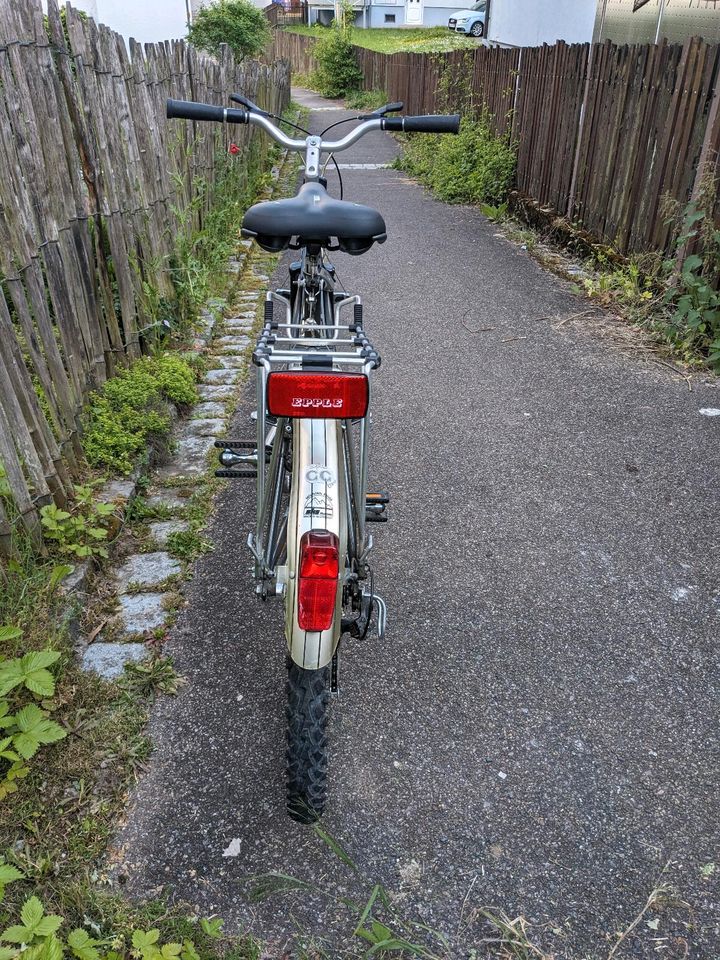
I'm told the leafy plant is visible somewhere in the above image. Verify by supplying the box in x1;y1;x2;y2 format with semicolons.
40;486;117;561
186;0;270;62
581;255;654;309
0;700;65;800
0;649;60;698
0;896;208;960
0;626;65;801
662;183;720;368
313;3;363;98
0;859;23;901
480;201;509;222
396;112;516;207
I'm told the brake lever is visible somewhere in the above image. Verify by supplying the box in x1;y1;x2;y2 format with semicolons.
363;101;404;119
230;93;269;116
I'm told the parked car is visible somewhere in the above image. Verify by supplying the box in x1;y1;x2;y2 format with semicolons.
448;0;487;36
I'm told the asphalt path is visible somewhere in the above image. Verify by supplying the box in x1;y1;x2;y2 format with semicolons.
118;92;720;958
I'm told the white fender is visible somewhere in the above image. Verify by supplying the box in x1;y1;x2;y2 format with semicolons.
284;417;347;669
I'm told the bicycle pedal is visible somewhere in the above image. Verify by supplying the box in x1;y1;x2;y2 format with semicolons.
215;468;257;479
213;439;255;449
366;490;390;522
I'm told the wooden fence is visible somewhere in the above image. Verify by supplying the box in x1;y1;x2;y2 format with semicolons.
264;2;309;28
270;30;720;255
0;0;290;557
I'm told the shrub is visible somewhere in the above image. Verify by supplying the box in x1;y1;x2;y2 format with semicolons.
662;174;720;369
83;355;198;475
186;0;270;62
313;4;362;98
396;113;516;207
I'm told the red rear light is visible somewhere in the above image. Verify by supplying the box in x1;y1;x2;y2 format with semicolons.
298;530;339;631
267;372;368;419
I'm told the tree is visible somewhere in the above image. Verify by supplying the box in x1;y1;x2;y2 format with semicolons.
187;0;271;62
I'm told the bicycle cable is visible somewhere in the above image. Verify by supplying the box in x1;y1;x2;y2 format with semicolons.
263;111;345;199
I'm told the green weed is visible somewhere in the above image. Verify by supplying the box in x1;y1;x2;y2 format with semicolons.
122;657;186;697
660;169;720;368
165;531;212;562
40;485;118;561
396;112;516;207
345;88;388;111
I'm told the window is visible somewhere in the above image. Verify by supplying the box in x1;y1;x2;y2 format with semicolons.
384;13;396;21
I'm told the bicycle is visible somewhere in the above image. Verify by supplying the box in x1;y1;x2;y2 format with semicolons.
167;94;459;822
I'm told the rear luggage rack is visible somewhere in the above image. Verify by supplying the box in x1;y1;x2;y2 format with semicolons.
252;294;381;370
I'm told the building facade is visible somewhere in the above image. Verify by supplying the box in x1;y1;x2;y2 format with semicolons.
309;0;598;38
42;0;191;44
595;0;720;44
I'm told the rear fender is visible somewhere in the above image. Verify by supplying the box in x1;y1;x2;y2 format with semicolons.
284;418;347;669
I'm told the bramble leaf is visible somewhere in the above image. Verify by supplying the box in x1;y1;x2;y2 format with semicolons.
67;929;100;960
12;705;66;760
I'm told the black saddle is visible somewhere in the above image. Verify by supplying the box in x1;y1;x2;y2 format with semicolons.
241;182;387;256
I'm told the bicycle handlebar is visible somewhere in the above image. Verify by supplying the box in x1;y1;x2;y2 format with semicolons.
166;98;460;150
166;98;249;124
381;115;460;134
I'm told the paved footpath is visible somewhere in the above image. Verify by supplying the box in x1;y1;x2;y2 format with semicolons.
118;92;720;958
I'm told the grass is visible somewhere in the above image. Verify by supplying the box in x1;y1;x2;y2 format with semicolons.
285;24;477;53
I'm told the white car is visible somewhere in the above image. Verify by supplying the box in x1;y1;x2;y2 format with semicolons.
448;0;487;36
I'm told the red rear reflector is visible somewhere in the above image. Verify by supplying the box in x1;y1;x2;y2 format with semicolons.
298;530;339;632
267;372;368;419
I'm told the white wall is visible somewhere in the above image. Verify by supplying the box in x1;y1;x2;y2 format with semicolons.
487;0;596;46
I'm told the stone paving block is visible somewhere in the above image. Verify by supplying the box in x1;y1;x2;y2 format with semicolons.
148;520;188;547
215;356;246;370
156;436;209;478
215;335;250;348
179;418;225;438
117;592;168;633
116;552;181;591
145;491;189;512
193;401;227;419
202;368;239;385
224;321;254;333
82;641;148;679
59;560;91;595
99;478;136;504
197;384;235;401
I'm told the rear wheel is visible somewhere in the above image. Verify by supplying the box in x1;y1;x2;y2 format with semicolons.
470;20;484;36
286;659;330;823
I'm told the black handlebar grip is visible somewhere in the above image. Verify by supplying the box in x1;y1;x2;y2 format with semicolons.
166;98;249;124
382;114;461;134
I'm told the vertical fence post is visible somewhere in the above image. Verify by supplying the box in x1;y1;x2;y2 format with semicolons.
566;42;593;220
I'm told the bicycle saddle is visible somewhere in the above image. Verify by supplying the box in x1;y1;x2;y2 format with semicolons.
241;182;387;256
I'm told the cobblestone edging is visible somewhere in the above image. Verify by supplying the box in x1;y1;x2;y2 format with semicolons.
70;154;293;680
